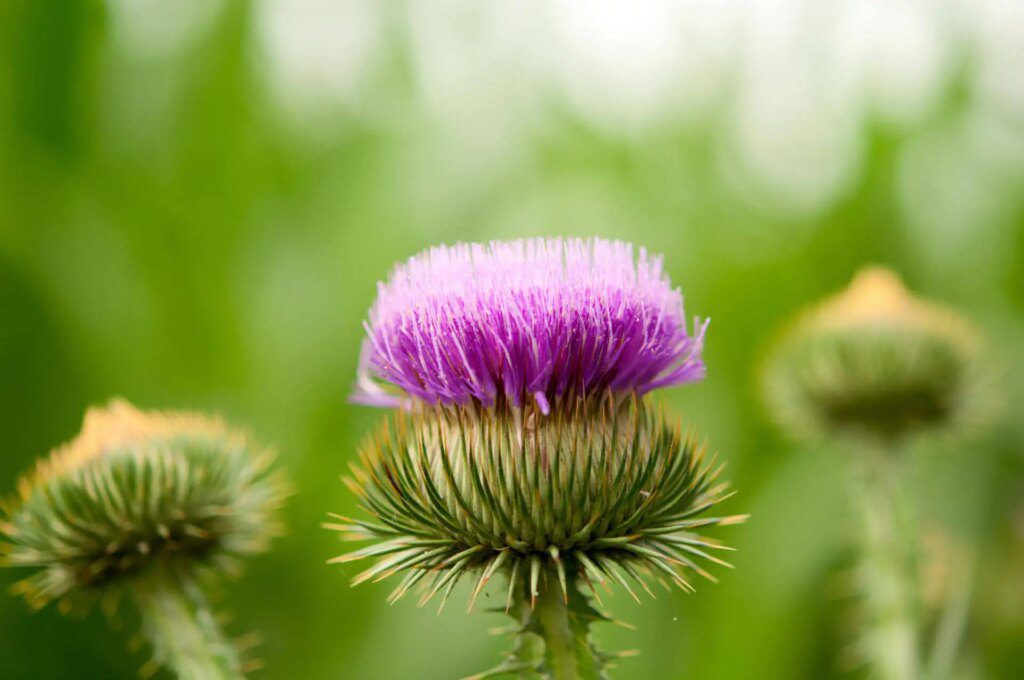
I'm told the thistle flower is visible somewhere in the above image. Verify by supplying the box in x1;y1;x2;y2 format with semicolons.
762;268;986;442
353;238;708;413
1;400;287;679
335;238;743;679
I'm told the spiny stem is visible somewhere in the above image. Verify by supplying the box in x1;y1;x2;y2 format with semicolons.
529;568;602;680
853;449;921;680
510;583;541;678
132;569;243;680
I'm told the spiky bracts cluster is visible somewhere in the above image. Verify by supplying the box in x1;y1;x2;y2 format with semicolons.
353;238;707;413
330;395;744;611
763;268;987;442
1;400;287;610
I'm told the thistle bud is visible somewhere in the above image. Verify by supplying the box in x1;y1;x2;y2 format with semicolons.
2;400;287;678
763;268;987;443
762;270;992;679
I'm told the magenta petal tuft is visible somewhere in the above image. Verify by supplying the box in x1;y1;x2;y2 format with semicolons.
353;237;707;410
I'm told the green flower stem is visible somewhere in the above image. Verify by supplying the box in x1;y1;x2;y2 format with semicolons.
925;555;973;680
508;589;541;677
853;449;921;680
132;569;243;680
517;567;602;680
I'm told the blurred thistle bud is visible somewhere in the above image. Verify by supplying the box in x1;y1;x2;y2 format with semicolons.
762;268;989;443
335;238;744;678
1;399;288;678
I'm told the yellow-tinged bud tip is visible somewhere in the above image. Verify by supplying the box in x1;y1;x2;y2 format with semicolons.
18;399;245;500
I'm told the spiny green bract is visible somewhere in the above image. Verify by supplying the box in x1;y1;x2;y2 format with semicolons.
763;268;988;443
328;394;746;611
0;400;287;611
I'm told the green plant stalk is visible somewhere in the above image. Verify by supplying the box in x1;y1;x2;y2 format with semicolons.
531;575;602;680
508;590;541;677
499;565;605;680
854;450;921;680
473;566;607;680
132;569;243;680
925;555;973;680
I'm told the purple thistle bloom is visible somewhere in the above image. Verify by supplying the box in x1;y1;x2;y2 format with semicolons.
353;237;708;413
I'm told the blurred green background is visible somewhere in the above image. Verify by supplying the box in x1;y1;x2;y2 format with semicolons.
1;1;1023;678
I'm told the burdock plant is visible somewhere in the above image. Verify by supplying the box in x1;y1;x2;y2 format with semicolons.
331;238;746;679
763;268;989;680
1;400;287;679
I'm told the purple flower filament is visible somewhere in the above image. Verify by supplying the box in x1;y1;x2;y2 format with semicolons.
354;238;708;413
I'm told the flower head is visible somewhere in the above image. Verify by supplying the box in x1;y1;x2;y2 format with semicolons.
353;238;707;413
2;400;287;610
763;268;987;442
